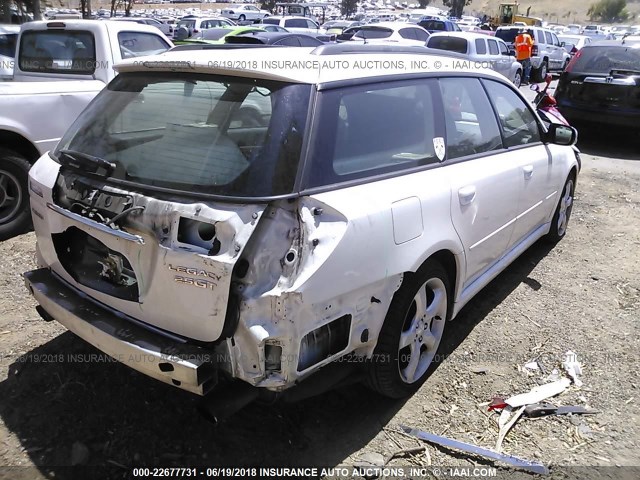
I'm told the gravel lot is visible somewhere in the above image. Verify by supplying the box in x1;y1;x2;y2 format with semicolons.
0;112;638;478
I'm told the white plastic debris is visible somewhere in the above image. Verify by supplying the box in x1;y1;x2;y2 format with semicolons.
545;368;561;382
505;378;572;407
524;361;540;370
562;350;583;387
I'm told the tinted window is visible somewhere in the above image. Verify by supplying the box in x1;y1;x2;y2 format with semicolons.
298;35;323;47
439;78;503;159
56;73;310;198
495;28;519;43
0;33;17;58
19;30;96;74
354;28;393;39
118;32;170;59
262;18;280;25
307;80;440;187
414;29;430;41
488;39;499;55
482;80;541;147
569;45;640;73
427;36;468;54
475;38;487;54
399;28;417;40
284;19;308;28
275;36;301;46
425;21;446;31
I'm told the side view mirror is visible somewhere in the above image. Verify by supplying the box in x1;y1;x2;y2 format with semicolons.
560;41;565;47
546;123;577;146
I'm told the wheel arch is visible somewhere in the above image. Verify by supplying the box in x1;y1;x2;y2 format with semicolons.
0;130;41;164
411;248;462;321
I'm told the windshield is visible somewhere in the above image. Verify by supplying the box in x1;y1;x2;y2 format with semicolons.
54;73;311;198
572;45;640;73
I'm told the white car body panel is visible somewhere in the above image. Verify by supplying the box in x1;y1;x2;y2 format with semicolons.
25;48;580;396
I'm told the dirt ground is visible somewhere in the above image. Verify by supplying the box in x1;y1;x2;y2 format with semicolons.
0;125;638;479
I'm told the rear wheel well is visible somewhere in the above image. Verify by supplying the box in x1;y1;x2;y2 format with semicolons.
0;131;40;164
416;250;457;320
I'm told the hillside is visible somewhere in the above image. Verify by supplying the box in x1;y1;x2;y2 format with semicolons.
431;0;640;24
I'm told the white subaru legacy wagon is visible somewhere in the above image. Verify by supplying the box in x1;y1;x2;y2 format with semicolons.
24;44;579;419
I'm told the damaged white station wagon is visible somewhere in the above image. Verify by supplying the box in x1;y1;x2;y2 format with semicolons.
24;44;580;419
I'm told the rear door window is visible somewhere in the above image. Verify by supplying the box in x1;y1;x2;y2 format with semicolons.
545;31;554;44
439;77;503;159
475;38;487;54
307;79;440;187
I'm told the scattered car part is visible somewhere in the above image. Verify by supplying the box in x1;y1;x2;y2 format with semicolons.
524;402;598;418
399;425;549;474
505;378;572;407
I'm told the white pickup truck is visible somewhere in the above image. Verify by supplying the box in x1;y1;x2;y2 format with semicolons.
0;19;172;240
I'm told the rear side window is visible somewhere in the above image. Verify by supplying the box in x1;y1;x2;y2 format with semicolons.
262;18;280;25
414;28;429;41
19;30;96;74
570;45;640;73
439;77;503;159
307;80;440;187
475;38;487;54
488;39;499;55
427;36;468;54
482;80;541;147
399;28;417;40
118;32;170;59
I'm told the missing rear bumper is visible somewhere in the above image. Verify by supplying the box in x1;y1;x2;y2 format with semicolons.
24;268;218;395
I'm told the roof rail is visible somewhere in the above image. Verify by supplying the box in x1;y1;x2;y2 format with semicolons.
310;43;469;60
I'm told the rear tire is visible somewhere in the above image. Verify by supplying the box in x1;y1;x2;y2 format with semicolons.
0;149;33;240
534;60;548;82
546;174;575;243
238;14;246;22
367;260;450;398
513;69;522;88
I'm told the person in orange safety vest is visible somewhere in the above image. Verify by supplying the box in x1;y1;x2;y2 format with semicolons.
514;29;534;85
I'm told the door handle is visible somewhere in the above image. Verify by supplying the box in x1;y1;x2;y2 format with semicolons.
458;186;476;205
523;165;534;179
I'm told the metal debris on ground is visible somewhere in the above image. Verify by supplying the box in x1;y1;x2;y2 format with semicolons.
399;425;548;474
524;403;599;418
